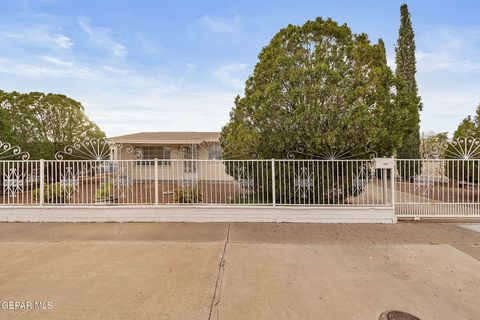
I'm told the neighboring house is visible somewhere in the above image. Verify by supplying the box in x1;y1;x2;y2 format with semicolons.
107;132;228;181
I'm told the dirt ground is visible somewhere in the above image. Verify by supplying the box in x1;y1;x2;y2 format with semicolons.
0;222;479;320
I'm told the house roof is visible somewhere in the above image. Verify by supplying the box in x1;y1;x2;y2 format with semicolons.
108;131;221;144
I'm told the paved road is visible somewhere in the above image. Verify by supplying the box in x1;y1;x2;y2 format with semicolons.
0;222;479;320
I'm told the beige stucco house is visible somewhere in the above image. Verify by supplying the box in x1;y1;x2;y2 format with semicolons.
107;132;231;181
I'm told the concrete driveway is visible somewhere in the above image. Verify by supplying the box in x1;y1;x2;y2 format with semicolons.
0;222;479;320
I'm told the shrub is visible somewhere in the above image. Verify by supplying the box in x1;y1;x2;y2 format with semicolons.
174;187;202;203
31;183;75;203
95;182;113;202
31;188;41;201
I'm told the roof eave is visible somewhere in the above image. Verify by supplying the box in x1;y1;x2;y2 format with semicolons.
107;139;218;145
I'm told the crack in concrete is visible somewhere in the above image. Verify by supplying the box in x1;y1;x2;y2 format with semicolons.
208;222;231;320
451;245;480;262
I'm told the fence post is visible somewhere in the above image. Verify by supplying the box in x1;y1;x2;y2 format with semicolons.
271;158;276;206
391;158;396;208
154;158;159;206
39;159;45;206
382;168;387;204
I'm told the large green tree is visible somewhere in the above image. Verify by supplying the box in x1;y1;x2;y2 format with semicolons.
452;106;480;139
221;17;401;159
0;107;14;144
443;104;480;183
0;90;105;159
221;17;403;204
395;4;422;159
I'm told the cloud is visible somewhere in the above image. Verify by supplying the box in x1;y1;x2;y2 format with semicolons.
78;19;127;57
213;63;249;88
53;34;73;48
414;26;480;134
39;55;74;66
134;32;160;54
0;52;238;136
0;55;100;79
0;54;183;90
79;89;235;135
0;11;241;137
0;28;73;49
185;63;197;71
416;27;480;73
197;13;240;33
419;86;480;135
417;52;480;73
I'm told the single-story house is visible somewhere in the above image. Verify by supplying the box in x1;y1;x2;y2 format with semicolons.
107;131;230;181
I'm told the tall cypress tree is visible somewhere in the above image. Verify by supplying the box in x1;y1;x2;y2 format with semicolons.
395;4;421;159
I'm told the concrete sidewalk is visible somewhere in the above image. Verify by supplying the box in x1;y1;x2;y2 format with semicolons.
0;222;479;320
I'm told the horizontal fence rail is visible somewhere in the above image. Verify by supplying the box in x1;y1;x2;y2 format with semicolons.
395;159;480;217
0;159;393;208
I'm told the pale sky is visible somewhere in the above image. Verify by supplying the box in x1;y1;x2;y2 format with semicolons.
0;0;479;137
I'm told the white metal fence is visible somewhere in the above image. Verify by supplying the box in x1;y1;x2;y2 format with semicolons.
0;159;393;208
395;159;480;217
4;158;480;218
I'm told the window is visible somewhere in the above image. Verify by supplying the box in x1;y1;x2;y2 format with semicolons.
182;145;197;173
208;144;222;160
135;146;171;165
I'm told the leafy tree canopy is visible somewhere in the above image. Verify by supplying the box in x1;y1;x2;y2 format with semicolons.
0;90;105;159
0;107;13;143
452;105;480;139
221;17;401;159
444;105;480;181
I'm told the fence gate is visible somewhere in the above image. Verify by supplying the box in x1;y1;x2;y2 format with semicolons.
395;137;480;218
